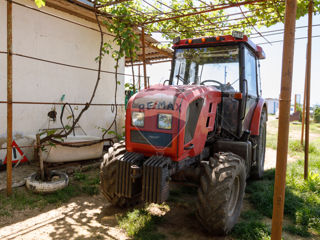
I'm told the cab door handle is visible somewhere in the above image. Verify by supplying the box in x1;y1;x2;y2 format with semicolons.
184;144;194;150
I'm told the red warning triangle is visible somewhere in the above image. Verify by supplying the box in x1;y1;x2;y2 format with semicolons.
4;140;28;164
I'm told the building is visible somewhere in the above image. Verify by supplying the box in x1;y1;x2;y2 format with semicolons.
0;0;171;161
265;98;279;115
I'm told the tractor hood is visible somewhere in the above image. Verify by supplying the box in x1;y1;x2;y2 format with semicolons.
130;84;221;111
125;84;222;161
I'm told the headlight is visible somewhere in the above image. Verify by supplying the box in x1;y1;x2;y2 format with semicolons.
158;113;172;130
132;112;144;127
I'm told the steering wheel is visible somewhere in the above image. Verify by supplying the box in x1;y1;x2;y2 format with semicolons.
200;80;223;86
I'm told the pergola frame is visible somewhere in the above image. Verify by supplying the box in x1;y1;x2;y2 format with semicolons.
5;0;315;239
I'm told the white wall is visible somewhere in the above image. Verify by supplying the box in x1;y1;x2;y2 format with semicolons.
0;0;125;140
266;99;279;115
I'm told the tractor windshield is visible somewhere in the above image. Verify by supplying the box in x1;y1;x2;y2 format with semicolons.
171;45;240;91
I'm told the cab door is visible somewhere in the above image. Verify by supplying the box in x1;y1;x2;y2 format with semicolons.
241;46;259;133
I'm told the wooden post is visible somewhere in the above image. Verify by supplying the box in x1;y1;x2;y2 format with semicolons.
304;0;313;180
6;0;13;196
271;0;297;239
141;27;147;89
36;134;45;181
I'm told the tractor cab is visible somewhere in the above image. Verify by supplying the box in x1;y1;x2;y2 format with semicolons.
170;32;265;137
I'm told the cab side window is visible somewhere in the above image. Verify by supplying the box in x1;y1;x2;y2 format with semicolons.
244;48;257;97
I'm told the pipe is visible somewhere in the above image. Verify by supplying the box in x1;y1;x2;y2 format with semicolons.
271;0;297;239
141;27;147;89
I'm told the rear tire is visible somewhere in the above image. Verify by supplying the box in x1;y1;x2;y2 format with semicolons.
100;141;138;207
196;152;246;235
251;109;267;179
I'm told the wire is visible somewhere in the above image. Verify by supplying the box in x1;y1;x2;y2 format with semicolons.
0;51;143;78
257;35;320;45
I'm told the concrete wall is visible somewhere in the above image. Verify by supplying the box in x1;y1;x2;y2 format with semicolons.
0;0;125;143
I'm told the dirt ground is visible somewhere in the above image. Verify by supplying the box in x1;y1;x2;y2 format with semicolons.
0;117;313;240
0;146;285;240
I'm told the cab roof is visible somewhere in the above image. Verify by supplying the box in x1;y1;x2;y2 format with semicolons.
173;35;265;59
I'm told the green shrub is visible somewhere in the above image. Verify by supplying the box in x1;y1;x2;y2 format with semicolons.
314;106;320;123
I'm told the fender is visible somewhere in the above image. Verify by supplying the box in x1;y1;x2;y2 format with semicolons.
250;98;267;136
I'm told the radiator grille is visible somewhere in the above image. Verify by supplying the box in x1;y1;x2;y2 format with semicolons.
131;130;172;147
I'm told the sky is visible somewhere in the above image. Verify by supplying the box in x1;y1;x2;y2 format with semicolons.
126;14;320;106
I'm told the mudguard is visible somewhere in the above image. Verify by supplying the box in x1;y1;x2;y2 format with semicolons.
250;98;267;136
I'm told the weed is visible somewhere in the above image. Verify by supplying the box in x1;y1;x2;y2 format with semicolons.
231;221;271;240
246;126;320;238
288;140;319;154
283;224;311;237
240;210;263;221
289;140;304;153
117;207;165;240
74;171;87;181
0;209;11;217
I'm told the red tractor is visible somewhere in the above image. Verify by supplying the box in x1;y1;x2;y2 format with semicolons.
100;32;267;234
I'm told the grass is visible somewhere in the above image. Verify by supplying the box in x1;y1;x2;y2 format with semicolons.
232;210;270;240
234;118;320;239
0;169;100;217
232;220;271;240
117;185;196;240
117;205;167;240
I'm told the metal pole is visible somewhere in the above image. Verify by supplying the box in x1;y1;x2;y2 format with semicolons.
138;65;141;90
304;0;313;180
141;27;147;89
301;79;306;145
7;0;13;196
271;0;297;239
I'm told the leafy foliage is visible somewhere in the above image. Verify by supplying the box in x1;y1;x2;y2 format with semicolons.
314;106;320;123
102;2;142;63
34;0;320;49
96;0;320;41
34;0;45;8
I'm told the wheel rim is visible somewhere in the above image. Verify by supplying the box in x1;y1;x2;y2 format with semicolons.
228;176;240;217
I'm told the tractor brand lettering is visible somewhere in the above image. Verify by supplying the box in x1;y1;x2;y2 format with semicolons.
138;101;175;110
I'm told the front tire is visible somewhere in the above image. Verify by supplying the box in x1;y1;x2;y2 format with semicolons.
197;152;246;235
